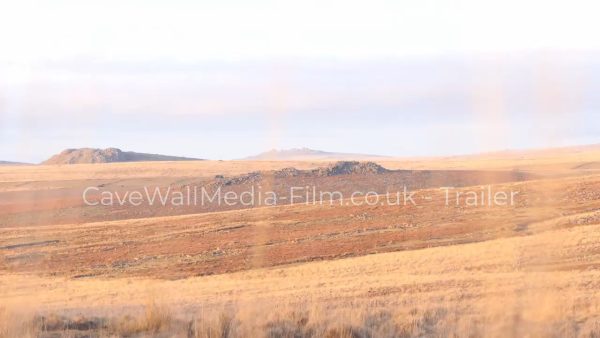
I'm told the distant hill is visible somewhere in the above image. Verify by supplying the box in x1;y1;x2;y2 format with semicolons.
0;161;31;166
243;148;389;161
42;148;202;165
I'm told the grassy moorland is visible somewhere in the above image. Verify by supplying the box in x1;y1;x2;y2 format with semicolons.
1;148;600;337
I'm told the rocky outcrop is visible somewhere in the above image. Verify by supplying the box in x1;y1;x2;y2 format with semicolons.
274;167;303;178
312;161;389;176
215;162;391;187
217;172;263;186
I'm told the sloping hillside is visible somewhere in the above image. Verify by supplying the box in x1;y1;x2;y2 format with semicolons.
42;148;202;164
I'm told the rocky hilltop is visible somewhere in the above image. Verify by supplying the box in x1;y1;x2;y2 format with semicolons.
313;161;389;176
216;161;390;186
42;148;202;165
274;161;389;177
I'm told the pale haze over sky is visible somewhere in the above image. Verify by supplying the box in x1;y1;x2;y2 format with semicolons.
1;0;599;162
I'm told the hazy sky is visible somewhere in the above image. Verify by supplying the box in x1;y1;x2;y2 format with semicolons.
1;0;599;162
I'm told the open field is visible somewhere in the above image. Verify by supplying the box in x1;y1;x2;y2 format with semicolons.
1;144;599;183
2;219;600;337
1;145;598;228
1;148;600;337
1;174;600;279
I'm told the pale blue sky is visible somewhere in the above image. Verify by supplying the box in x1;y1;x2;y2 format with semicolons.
1;1;599;162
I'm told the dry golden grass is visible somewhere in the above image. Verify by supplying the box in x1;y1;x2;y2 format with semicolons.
0;160;328;183
2;221;600;337
1;147;600;337
1;174;598;279
381;144;600;172
0;306;38;338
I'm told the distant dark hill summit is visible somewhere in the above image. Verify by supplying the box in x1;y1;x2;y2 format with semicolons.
243;148;388;161
42;148;202;165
